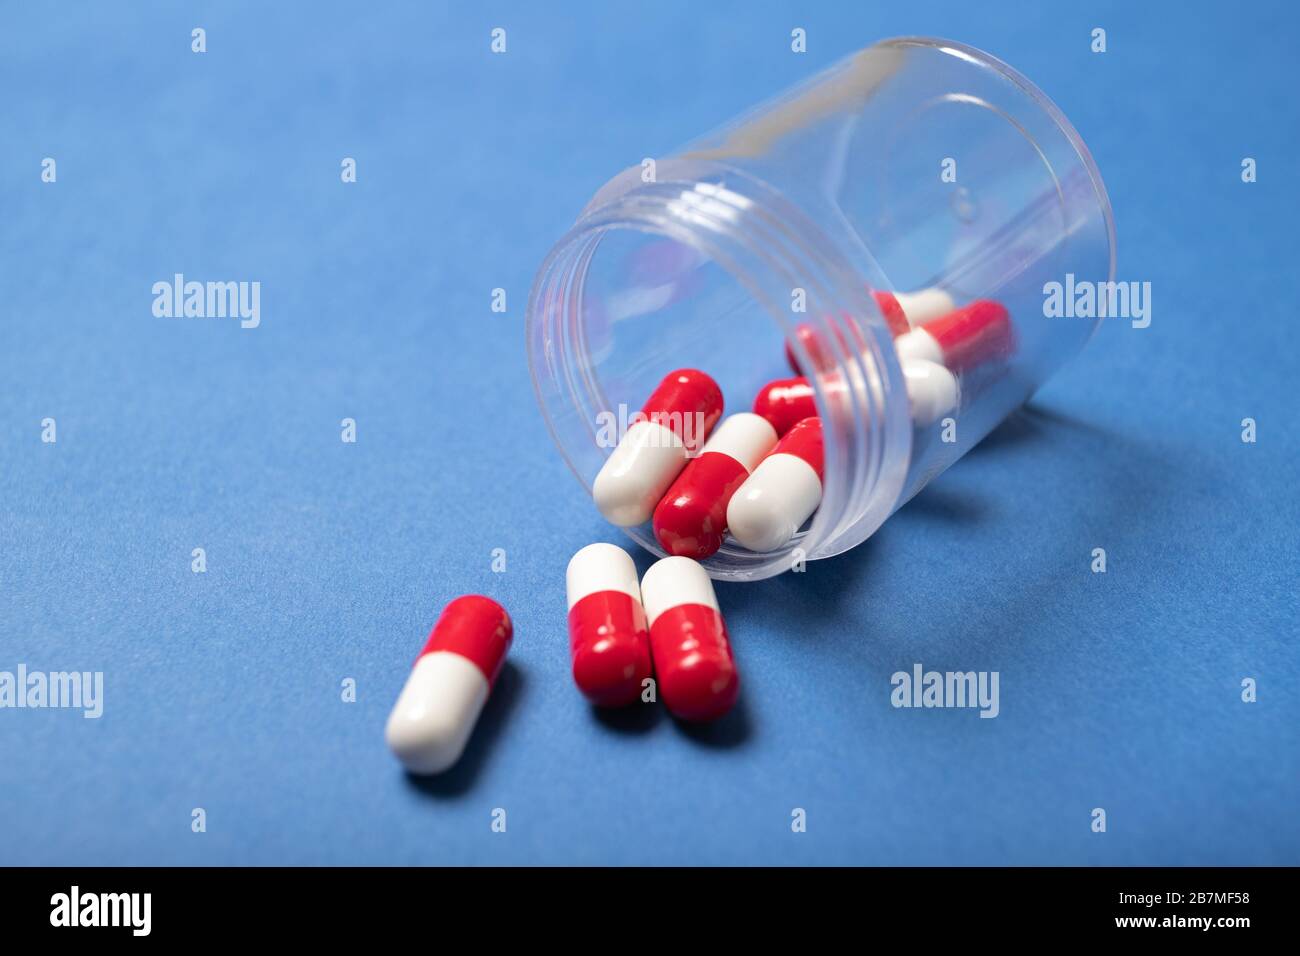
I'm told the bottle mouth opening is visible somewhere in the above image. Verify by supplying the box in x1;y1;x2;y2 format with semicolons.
526;166;911;581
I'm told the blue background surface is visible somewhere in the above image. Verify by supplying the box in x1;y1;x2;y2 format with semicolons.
2;1;1297;865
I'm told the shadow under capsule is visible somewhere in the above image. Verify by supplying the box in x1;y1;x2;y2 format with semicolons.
403;661;525;799
672;688;752;749
592;697;664;734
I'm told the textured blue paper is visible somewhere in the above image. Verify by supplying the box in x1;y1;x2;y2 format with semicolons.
1;1;1296;865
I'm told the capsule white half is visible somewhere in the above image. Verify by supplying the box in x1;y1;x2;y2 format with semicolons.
592;420;688;526
726;453;823;553
385;651;489;775
893;288;956;328
699;412;778;472
640;555;720;627
902;359;960;426
566;542;642;610
894;326;944;366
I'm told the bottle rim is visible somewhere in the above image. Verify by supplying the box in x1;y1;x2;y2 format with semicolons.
526;159;912;581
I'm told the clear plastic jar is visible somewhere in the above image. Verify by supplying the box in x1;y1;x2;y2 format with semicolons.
527;37;1115;581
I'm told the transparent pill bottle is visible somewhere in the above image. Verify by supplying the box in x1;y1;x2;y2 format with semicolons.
526;37;1115;581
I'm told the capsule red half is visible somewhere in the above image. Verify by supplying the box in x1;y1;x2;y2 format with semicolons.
640;368;725;452
872;290;912;337
896;300;1014;372
653;413;778;559
783;318;866;375
784;322;833;375
565;543;652;707
753;376;817;436
640;557;738;721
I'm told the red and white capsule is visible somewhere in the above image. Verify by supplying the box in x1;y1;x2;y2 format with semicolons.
726;416;824;553
785;288;956;373
640;557;739;722
592;369;724;527
385;595;512;775
653;413;778;560
566;543;652;707
895;300;1014;372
